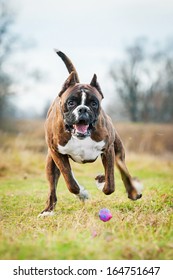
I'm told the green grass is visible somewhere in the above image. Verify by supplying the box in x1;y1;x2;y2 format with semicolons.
0;121;173;259
0;153;173;260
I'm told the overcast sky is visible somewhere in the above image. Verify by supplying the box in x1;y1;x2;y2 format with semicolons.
10;0;173;115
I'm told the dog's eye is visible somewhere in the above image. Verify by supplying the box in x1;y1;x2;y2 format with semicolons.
91;101;98;108
67;100;77;107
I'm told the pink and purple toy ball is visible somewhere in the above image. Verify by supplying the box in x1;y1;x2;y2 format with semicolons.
99;208;112;222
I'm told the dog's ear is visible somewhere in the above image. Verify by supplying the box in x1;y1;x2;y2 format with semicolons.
59;71;77;97
90;74;104;99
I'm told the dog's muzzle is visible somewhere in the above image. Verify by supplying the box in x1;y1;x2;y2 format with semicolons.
72;106;94;139
65;107;94;139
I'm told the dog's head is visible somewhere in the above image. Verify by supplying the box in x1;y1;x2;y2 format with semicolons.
59;71;104;139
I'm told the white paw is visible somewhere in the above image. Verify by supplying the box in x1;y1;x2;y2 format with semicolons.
95;180;104;191
132;178;143;195
76;186;89;201
37;211;54;218
95;175;105;191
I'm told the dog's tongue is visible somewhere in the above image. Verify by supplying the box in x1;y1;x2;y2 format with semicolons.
74;124;89;134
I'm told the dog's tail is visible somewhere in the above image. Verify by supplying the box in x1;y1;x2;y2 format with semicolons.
54;49;80;83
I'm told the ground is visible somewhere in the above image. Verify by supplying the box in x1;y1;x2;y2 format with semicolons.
0;120;173;260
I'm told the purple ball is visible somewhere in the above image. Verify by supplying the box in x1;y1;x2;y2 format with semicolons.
99;208;112;222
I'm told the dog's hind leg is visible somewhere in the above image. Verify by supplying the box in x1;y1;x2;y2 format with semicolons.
38;151;60;217
114;132;143;200
95;144;115;195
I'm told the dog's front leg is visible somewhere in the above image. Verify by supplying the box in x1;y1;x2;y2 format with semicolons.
95;145;115;195
50;150;89;201
38;151;60;217
43;152;60;212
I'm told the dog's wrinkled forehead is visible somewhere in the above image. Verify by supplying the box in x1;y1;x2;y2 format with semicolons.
77;88;87;106
61;84;101;105
70;86;89;99
71;84;102;101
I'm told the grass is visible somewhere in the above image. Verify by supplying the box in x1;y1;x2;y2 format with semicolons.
0;120;173;260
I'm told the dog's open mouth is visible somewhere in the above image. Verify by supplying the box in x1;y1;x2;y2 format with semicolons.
73;123;89;134
65;120;95;139
72;122;93;139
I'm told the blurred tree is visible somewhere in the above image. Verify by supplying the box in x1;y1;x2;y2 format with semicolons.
109;39;173;123
110;41;145;122
0;0;18;121
0;0;45;127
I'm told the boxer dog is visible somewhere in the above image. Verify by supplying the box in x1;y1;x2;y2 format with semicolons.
39;50;143;216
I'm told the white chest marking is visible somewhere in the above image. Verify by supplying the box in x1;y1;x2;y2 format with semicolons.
58;137;105;163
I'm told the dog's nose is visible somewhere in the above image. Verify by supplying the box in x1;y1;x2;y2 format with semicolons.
78;107;88;114
76;106;90;123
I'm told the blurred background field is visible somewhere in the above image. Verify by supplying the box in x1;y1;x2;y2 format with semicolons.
0;120;173;179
